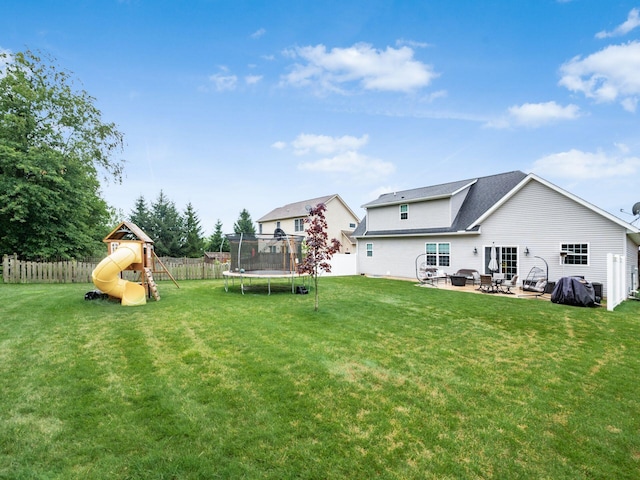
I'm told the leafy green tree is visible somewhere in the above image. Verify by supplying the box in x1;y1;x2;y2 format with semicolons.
149;190;184;257
207;219;230;252
183;202;205;257
0;49;124;259
128;195;152;234
233;208;256;235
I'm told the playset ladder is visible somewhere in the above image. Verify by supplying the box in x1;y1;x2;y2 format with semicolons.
144;268;161;301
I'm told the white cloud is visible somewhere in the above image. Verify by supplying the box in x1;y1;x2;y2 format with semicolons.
291;133;369;155
209;66;237;91
395;38;431;49
250;28;266;39
245;74;263;85
508;101;581;127
532;148;640;180
298;150;395;179
271;141;287;150
559;41;640;111
596;8;640;38
281;43;438;94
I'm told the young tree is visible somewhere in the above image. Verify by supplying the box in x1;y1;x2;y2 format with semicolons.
149;190;184;257
207;219;230;252
0;50;124;259
297;203;341;311
183;202;205;257
233;208;256;235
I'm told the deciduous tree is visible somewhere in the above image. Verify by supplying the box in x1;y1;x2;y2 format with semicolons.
297;203;341;311
0;49;124;259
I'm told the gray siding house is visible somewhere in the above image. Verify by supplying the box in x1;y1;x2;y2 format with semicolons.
354;171;640;298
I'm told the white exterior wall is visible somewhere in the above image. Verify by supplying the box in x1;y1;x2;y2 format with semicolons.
356;180;638;297
356;234;482;280
480;181;627;297
259;198;359;254
367;198;451;231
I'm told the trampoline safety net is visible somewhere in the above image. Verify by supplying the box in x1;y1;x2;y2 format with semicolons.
226;233;305;273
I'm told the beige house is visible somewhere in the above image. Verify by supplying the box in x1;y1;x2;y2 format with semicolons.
257;194;360;254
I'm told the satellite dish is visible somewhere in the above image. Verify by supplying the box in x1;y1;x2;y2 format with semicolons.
305;205;312;213
633;202;640;216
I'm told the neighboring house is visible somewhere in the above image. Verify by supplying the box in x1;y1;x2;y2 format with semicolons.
354;170;640;297
257;194;360;254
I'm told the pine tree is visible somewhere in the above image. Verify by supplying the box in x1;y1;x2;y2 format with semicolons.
233;209;256;235
129;196;152;233
207;219;230;252
149;190;184;257
183;202;205;257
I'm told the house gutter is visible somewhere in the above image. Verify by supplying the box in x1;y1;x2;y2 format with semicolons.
354;230;481;239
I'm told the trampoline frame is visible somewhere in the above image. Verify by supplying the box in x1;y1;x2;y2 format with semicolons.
223;270;309;295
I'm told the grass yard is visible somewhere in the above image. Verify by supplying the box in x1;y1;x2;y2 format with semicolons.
1;276;639;479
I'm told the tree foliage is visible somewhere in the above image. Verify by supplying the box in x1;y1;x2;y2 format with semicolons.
0;50;125;259
233;208;256;235
128;193;209;258
207;219;230;252
128;195;152;234
147;191;184;257
297;203;341;311
183;202;205;258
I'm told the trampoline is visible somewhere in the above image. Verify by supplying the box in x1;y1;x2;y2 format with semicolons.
223;231;308;295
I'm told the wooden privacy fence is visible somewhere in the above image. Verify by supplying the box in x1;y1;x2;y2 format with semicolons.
2;254;229;284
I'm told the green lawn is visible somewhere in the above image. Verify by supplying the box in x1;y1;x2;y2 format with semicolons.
1;277;639;479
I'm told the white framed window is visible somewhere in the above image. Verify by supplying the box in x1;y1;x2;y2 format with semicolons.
425;242;450;267
400;204;408;220
349;223;356;229
294;218;305;232
561;243;589;265
366;243;374;257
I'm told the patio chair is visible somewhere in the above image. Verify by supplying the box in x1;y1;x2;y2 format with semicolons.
478;274;494;293
500;275;518;294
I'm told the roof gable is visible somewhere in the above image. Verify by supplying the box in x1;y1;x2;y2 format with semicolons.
104;221;153;243
258;194;359;223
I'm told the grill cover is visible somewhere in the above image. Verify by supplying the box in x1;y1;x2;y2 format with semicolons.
551;277;596;307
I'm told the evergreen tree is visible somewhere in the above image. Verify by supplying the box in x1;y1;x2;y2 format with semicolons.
128;195;152;233
207;219;230;252
149;190;184;257
183;202;205;257
233;208;256;235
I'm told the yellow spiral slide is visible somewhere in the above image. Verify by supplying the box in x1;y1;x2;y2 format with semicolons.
92;243;147;306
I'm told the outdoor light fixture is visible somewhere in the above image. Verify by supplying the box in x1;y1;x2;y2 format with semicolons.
473;247;478;255
524;247;530;256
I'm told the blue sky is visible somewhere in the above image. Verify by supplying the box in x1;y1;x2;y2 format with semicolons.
3;1;640;235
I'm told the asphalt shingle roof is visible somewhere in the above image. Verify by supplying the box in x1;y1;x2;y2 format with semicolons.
257;194;337;222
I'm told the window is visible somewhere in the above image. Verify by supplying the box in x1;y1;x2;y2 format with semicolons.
425;242;450;266
366;243;373;257
295;218;305;232
276;221;281;229
561;243;588;265
349;223;356;229
400;204;408;220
